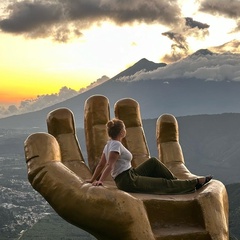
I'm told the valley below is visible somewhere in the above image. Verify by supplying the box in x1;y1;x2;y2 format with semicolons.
0;115;240;239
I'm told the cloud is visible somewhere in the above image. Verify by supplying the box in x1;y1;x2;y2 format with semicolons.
0;0;183;42
161;31;188;63
199;0;240;19
185;17;209;29
116;51;240;82
19;86;79;112
199;0;240;33
0;86;78;118
161;17;209;63
210;39;240;53
0;1;82;42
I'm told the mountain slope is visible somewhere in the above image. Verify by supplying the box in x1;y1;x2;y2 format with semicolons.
226;183;240;239
1;53;240;129
0;58;167;129
111;58;166;79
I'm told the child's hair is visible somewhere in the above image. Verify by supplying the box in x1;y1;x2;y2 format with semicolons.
107;118;124;139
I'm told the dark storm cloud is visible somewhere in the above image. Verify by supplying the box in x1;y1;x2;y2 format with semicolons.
162;31;188;62
0;0;183;42
185;17;209;29
161;17;209;63
200;0;240;33
200;0;240;19
0;1;82;41
0;1;63;33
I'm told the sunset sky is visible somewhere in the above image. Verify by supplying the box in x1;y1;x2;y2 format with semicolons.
1;0;240;112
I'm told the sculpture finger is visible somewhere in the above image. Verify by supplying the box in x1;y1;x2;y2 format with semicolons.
156;114;197;179
114;98;150;167
84;95;110;173
24;133;155;240
47;107;92;179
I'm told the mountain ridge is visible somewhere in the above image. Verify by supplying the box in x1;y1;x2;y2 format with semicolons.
110;58;167;80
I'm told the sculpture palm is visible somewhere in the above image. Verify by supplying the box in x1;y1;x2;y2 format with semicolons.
24;95;228;240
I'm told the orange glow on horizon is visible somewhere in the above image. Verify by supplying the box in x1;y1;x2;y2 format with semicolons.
0;92;32;105
0;64;96;106
0;33;106;107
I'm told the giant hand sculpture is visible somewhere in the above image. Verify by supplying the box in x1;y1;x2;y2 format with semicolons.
24;95;229;240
